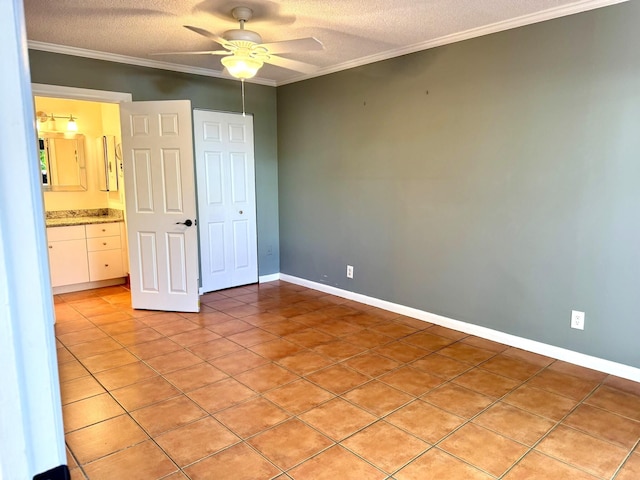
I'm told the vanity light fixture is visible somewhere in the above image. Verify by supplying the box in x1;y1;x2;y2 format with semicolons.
36;111;79;132
66;115;78;132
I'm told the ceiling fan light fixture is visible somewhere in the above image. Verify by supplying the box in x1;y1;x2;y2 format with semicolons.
221;54;264;79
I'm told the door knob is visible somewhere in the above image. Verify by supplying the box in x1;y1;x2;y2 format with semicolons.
176;219;193;227
239;210;244;214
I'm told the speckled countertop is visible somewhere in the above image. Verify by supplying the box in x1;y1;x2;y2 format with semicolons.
45;208;124;227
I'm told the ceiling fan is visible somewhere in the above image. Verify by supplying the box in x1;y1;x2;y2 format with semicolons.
154;6;323;80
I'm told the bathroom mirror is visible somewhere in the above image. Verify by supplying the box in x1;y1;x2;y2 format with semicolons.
39;133;87;191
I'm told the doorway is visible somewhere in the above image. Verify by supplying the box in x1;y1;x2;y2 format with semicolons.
34;89;131;294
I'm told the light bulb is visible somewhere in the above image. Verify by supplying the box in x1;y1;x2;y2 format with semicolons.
67;115;78;132
221;55;263;80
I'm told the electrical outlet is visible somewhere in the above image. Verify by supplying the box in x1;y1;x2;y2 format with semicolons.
346;265;354;279
571;310;585;330
266;245;273;256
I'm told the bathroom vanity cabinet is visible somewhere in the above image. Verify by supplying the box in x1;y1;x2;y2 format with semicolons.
46;225;90;287
46;221;125;291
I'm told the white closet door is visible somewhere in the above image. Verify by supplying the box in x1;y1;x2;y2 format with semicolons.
194;109;257;293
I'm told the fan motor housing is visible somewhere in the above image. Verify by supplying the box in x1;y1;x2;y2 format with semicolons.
223;29;262;44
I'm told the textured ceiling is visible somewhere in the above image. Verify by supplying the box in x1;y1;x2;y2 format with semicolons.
23;0;626;86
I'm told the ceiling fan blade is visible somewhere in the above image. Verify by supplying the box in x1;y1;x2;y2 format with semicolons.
184;25;231;48
264;55;318;74
259;37;323;54
151;50;231;56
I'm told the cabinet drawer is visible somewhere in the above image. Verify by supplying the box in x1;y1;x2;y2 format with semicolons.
46;225;86;242
87;235;121;252
88;249;124;281
86;222;121;238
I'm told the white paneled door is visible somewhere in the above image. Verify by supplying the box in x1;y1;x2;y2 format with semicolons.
120;100;199;312
193;110;258;293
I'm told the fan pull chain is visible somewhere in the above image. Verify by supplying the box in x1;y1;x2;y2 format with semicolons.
241;79;246;116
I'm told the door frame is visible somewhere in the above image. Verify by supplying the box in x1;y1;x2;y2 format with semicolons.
32;83;132;103
1;2;79;476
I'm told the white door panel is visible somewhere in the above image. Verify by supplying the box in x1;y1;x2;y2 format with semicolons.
121;100;199;312
194;110;257;293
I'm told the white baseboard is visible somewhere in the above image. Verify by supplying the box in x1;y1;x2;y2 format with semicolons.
279;273;640;383
259;273;281;283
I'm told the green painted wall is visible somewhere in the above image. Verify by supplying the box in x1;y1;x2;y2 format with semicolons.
277;2;640;367
28;51;280;276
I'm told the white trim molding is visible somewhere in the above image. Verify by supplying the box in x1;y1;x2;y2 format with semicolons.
32;83;132;102
26;0;628;87
279;273;640;383
280;0;631;86
1;1;66;476
259;273;281;283
27;41;276;87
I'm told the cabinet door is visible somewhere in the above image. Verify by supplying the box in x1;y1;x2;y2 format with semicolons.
48;239;90;287
88;249;123;281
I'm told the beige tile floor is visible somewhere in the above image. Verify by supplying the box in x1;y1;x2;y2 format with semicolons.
54;281;640;479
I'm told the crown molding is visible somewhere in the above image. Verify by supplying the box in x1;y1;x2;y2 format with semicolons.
28;0;628;87
27;41;277;87
278;0;629;86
